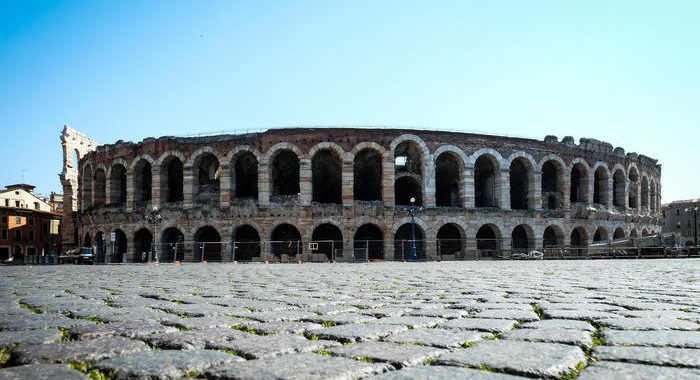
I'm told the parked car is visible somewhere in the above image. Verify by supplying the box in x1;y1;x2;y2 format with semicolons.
59;247;95;264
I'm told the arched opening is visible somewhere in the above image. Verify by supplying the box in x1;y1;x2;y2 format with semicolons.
541;160;563;209
642;229;649;236
82;165;93;209
395;176;422;206
93;169;106;207
83;232;92;247
394;223;425;260
476;224;500;257
435;153;461;207
613;228;625;240
271;224;301;258
72;149;79;170
628;168;639;209
271;150;300;197
543;226;562;249
161;227;184;262
641;177;649;208
570;227;587;256
593;167;609;205
114;229;127;263
161;157;183;204
194;153;220;204
570;163;589;204
437;224;462;257
630;229;639;238
509;158;530;210
194;226;221;262
511;225;531;253
613;169;626;208
353;149;382;201
133;159;152;206
95;232;105;263
233;152;258;199
233;225;260;261
311;223;343;261
312;149;342;204
593;227;608;242
474;155;498;208
394;141;422;175
110;164;127;205
354;224;384;260
14;246;23;261
133;228;153;263
649;181;657;212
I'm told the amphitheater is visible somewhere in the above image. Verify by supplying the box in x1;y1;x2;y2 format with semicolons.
59;126;662;263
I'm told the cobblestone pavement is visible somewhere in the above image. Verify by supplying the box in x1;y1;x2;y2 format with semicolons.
0;259;698;380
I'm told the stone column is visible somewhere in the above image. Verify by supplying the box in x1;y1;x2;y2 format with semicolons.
464;168;475;208
533;172;542;210
258;159;270;207
499;169;510;210
561;173;571;209
183;165;194;208
299;158;312;206
219;164;231;207
586;172;594;206
341;156;354;206
382;155;395;206
423;155;436;208
105;176;111;205
151;172;161;207
126;172;134;211
606;177;614;212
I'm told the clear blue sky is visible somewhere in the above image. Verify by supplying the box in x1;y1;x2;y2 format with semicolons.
1;1;698;202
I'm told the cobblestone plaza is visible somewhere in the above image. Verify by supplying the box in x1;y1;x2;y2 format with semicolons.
1;260;699;379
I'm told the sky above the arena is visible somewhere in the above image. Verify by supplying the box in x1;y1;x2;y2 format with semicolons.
0;1;698;202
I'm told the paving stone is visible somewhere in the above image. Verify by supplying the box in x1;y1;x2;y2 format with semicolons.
592;345;700;368
142;328;250;350
597;317;700;331
359;307;411;318
94;349;243;379
577;360;700;380
542;309;621;321
367;365;530;379
519;319;595;331
11;336;149;364
0;329;62;348
209;333;340;359
438;318;517;333
247;321;323;334
406;308;469;319
603;330;700;348
436;340;587;378
204;352;393;380
0;313;94;331
329;341;446;368
68;321;179;340
619;310;700;322
376;316;444;328
304;313;377;325
0;364;91;380
305;323;408;343
471;309;540;321
163;316;252;330
384;328;491;348
501;327;593;348
245;310;319;322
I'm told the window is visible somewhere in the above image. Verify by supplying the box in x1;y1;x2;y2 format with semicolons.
15;216;21;224
28;217;34;226
1;229;7;240
1;216;6;224
29;230;34;241
34;202;39;210
676;221;681;229
688;219;692;229
15;201;20;207
4;199;7;206
43;223;48;234
14;230;21;240
676;209;680;215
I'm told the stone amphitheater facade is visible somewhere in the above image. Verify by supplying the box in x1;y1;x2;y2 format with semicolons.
60;126;662;262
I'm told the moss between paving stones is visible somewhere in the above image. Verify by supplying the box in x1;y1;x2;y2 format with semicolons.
70;361;117;380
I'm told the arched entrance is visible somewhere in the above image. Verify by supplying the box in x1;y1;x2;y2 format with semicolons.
437;224;463;258
271;224;301;259
311;224;343;261
394;223;425;260
233;225;261;261
354;224;384;260
570;227;587;257
113;229;127;263
511;225;531;253
476;224;500;258
161;227;184;262
133;228;153;263
194;226;222;262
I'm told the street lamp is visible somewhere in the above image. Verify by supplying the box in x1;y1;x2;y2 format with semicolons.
401;197;423;261
685;206;698;247
144;206;162;264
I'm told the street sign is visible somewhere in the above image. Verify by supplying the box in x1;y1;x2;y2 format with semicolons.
110;232;116;242
309;242;318;250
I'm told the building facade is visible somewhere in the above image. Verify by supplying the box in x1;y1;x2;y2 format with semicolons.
662;200;699;245
0;184;62;262
61;127;662;263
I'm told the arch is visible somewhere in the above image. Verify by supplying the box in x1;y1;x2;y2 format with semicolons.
271;150;300;197
435;151;463;207
641;229;649;236
437;223;463;257
540;157;565;209
113;229;127;263
311;223;344;261
160;155;184;204
395;176;422;206
193;152;220;204
543;225;564;249
630;229;639;238
570;226;588;256
82;164;93;209
354;148;383;201
308;141;345;159
94;231;105;263
570;160;590;204
354;224;384;261
649;179;657;212
640;176;649;208
628;166;640;209
72;149;80;170
511;224;534;252
109;163;127;205
474;154;499;208
271;223;301;258
390;134;429;176
132;158;152;205
593;226;608;242
233;225;261;261
394;223;425;260
593;164;610;205
612;166;626;208
194;226;222;262
161;227;184;262
232;151;258;199
613;227;626;240
509;156;533;210
476;224;501;257
93;168;106;207
133;228;153;263
312;149;342;204
83;232;92;247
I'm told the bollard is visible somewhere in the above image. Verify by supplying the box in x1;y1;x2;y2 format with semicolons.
264;260;270;264
174;261;180;266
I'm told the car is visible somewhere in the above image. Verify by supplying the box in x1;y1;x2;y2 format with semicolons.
59;247;95;264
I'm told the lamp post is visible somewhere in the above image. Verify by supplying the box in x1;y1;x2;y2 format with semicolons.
144;206;162;264
403;197;423;262
686;206;698;247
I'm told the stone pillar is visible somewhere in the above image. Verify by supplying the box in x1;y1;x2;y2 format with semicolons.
219;164;231;207
561;173;571;209
299;158;312;206
105;176;111;205
624;179;630;211
382;155;395;206
151;172;161;207
423;155;436;208
183;165;194;208
258;159;270;207
464;168;474;208
533;172;542;210
126;172;134;211
586;172;594;206
606;177;614;212
341;157;354;206
499;169;510;209
383;236;394;261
